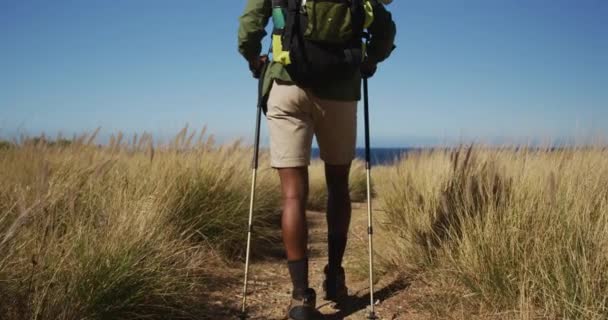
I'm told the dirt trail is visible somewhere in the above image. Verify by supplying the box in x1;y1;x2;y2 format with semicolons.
223;203;415;320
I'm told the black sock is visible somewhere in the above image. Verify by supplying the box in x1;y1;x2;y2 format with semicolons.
327;234;347;274
287;257;309;298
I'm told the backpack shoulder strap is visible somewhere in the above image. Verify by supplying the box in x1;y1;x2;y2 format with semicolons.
351;0;366;40
282;0;300;52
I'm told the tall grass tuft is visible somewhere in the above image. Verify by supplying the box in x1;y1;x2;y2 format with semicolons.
0;129;280;319
378;145;608;319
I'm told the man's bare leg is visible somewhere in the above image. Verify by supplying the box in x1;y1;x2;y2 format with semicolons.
325;164;351;283
278;167;310;297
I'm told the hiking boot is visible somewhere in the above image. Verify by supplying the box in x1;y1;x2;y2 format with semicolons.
286;288;324;320
322;265;348;301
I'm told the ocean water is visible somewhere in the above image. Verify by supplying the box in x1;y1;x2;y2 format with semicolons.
311;148;422;165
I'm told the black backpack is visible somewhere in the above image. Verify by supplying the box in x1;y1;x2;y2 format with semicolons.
271;0;368;86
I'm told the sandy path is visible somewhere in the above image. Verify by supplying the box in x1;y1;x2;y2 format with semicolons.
227;203;413;320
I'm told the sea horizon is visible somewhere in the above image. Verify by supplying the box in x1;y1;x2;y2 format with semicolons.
312;147;423;165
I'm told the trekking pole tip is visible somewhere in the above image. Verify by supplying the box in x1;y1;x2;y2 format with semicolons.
367;311;378;320
238;312;249;320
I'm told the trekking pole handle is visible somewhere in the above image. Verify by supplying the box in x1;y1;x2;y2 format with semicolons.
251;60;270;170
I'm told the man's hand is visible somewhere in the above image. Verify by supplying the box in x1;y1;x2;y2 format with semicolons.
361;59;378;79
248;55;268;79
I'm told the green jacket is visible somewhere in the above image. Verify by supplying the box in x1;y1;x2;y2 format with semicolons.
238;0;396;101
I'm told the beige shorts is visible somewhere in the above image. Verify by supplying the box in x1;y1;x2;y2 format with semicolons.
266;81;357;168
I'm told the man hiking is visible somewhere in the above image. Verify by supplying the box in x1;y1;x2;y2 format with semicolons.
238;0;395;318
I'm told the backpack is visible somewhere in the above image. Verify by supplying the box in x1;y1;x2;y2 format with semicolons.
271;0;374;87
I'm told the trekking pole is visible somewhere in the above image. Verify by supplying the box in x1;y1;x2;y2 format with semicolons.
363;74;378;320
240;58;269;320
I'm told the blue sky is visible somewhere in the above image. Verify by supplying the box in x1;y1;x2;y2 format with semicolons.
0;0;606;147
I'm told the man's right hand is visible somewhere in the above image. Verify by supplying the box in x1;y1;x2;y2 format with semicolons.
248;55;268;79
361;59;378;79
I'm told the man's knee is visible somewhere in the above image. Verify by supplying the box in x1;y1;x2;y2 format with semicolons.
325;164;351;197
282;189;308;203
278;167;309;203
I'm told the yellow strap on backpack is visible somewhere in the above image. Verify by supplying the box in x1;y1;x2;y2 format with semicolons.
272;34;291;65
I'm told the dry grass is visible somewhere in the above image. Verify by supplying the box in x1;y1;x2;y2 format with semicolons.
376;145;608;319
0;129;282;319
8;129;604;319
